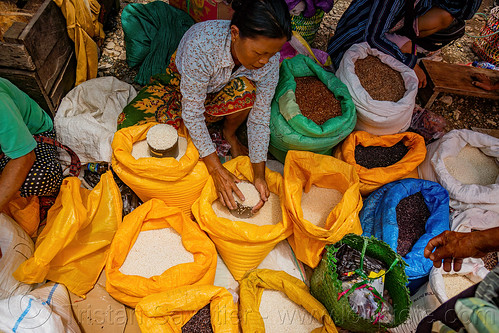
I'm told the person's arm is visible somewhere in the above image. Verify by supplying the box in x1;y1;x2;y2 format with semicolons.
0;150;35;211
424;228;499;272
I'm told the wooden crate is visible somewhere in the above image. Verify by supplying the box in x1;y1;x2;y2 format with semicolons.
0;0;76;116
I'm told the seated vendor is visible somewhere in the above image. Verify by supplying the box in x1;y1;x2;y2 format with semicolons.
0;78;63;211
327;0;482;88
119;0;291;212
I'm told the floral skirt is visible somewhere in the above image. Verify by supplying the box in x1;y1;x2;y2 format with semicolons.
117;52;257;130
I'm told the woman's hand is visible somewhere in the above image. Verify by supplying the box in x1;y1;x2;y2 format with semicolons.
472;73;499;91
203;153;243;210
414;63;427;89
251;162;269;214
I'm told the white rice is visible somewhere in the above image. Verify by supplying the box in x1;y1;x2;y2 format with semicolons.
146;124;178;150
301;185;343;228
119;228;194;278
132;137;188;161
443;274;475;299
259;290;322;333
212;192;282;225
234;182;261;207
444;144;499;185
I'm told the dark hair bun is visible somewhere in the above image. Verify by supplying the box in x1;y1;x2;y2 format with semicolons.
231;0;245;12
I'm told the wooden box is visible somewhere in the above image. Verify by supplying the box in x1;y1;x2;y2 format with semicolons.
0;0;76;117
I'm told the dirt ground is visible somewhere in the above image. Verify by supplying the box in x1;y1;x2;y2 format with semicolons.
98;0;499;133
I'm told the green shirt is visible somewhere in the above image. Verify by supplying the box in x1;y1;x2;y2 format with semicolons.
0;78;53;159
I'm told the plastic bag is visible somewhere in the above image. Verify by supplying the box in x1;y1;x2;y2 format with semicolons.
135;285;238;332
418;129;499;213
13;171;123;297
106;199;217;307
334;131;426;195
336;42;419;135
1;194;39;237
0;213;34;300
239;269;338;333
192;156;292;281
283;150;363;268
269;54;357;162
112;122;209;218
55;77;137;164
359;178;450;280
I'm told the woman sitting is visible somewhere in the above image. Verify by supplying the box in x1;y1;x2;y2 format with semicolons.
118;0;292;212
0;78;63;211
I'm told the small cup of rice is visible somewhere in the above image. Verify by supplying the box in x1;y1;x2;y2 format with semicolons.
147;124;179;158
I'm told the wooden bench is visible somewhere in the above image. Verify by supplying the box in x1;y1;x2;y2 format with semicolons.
418;59;499;109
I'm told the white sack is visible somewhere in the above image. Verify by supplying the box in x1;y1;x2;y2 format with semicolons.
336;42;418;135
54;77;137;164
0;213;34;300
418;129;499;212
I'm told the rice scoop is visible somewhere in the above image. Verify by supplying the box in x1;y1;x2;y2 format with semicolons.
146;124;179;158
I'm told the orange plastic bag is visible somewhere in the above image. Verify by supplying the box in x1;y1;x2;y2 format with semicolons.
334;131;426;195
135;285;238;332
283;150;363;268
106;199;217;307
2;194;39;237
239;269;338;333
13;171;122;297
192;156;292;281
112;122;209;217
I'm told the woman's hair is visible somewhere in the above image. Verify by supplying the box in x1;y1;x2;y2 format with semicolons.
231;0;292;41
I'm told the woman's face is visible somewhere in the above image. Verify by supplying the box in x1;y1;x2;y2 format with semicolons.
230;25;287;70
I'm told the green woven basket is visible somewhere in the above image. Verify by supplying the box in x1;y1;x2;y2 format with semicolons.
290;9;325;44
310;234;411;332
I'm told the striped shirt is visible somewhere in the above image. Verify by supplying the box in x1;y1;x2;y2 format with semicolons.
327;0;482;69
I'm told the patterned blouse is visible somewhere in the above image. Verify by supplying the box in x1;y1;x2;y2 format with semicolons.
176;20;280;163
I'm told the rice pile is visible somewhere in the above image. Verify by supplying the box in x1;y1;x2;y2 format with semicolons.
234;182;261;207
146;124;178;150
132;137;188;161
443;274;475;299
301;185;343;228
119;228;194;278
444;145;499;185
259;290;322;332
212;192;282;225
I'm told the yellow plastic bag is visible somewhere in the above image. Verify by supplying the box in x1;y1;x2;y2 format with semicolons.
106;199;217;307
135;285;238;332
112;122;209;217
2;193;39;237
283;150;363;268
239;269;338;333
192;156;292;281
13;171;122;297
334;131;426;195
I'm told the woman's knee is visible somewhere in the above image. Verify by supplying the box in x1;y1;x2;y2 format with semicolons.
419;7;454;36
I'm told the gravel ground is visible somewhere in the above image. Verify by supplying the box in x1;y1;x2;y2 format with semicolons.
98;0;499;131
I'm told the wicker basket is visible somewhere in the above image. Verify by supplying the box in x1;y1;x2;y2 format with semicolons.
310;234;411;333
290;9;325;45
472;6;499;66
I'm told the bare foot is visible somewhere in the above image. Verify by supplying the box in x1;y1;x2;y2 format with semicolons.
222;128;249;157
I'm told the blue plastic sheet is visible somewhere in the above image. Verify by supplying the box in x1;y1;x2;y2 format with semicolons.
360;178;450;280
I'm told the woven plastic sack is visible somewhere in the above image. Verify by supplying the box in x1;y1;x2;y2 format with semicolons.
269;54;357;163
334;131;426;196
112;122;209;217
192;156;291;281
0;213;34;300
14;172;122;297
310;234;410;332
106;199;217;307
336;42;419;135
283;150;363;268
360;178;450;280
291;9;325;44
418;129;499;213
239;269;338;332
135;285;238;332
472;7;499;66
1;194;39;237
